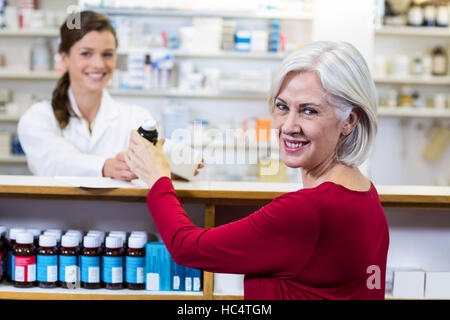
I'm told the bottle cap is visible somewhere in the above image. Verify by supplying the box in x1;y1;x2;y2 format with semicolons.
65;231;82;244
26;228;41;238
9;228;26;240
109;231;126;244
105;236;122;249
16;232;34;244
128;236;146;249
66;229;84;237
87;231;105;244
130;232;148;243
44;230;61;243
45;229;62;237
83;235;100;248
39;234;56;247
61;235;79;248
141;118;157;131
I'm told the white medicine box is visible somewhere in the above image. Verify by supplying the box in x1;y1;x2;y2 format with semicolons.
425;272;450;299
392;269;425;299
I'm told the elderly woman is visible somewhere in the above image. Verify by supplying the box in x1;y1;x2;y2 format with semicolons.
126;41;389;300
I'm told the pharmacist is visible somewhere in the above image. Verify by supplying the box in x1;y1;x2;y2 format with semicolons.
18;11;201;180
126;41;389;300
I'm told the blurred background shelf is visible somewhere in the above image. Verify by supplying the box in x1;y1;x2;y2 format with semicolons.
0;155;27;164
0;70;60;80
0;28;59;37
373;75;450;85
378;107;450;119
375;26;450;38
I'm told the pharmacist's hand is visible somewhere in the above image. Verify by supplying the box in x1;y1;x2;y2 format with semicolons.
102;152;138;181
125;131;171;188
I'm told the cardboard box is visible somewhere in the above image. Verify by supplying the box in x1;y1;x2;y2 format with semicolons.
392;269;425;299
425;272;450;299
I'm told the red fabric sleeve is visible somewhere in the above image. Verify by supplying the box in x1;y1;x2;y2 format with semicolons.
147;177;320;277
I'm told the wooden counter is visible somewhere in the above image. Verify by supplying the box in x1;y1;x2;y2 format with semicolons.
0;175;449;300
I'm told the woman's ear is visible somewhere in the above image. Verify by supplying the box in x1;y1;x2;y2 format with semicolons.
341;107;361;136
60;52;69;71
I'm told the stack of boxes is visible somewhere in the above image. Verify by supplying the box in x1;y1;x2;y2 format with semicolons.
221;20;236;51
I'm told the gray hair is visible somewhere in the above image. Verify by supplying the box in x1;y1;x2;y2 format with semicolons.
268;41;378;167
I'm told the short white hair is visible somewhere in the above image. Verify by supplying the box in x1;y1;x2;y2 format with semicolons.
268;41;378;167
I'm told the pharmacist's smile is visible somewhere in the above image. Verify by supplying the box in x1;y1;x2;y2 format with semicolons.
85;71;108;81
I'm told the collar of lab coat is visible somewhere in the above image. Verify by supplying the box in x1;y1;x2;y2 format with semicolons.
67;87;120;144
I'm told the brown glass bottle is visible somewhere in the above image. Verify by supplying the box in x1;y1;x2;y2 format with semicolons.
80;236;101;289
13;232;36;288
59;235;80;289
37;235;58;288
103;236;123;290
125;236;146;290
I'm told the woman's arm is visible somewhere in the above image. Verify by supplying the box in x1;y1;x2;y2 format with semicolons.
147;177;320;277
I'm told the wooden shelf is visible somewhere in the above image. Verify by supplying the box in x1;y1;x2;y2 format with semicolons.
378;107;450;119
375;26;450;38
0;283;203;300
0;28;59;37
373;75;450;86
90;6;314;21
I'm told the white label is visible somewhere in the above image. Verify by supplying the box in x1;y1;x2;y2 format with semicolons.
193;278;201;291
185;277;192;291
136;267;144;284
88;266;99;283
27;264;36;282
112;267;123;284
433;56;446;74
47;265;57;282
15;266;25;282
65;266;77;283
173;275;180;290
146;273;159;291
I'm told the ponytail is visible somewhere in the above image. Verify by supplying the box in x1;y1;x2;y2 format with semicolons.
51;72;75;129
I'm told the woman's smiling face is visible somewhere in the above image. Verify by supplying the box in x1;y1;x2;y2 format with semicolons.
61;30;117;93
272;71;347;171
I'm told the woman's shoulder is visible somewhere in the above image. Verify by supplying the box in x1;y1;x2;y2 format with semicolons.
19;100;54;124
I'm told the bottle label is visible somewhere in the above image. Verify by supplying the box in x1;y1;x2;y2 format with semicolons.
14;256;36;282
432;56;446;75
59;255;78;283
102;256;123;284
125;256;145;284
37;254;58;282
185;277;192;291
80;256;100;283
146;273;159;291
7;250;13;279
173;275;180;290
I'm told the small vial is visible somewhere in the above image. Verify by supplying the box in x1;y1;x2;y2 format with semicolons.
137;118;158;145
37;234;58;288
125;236;146;290
80;235;101;289
102;236;124;290
59;235;80;289
7;228;26;282
0;226;6;282
13;232;36;288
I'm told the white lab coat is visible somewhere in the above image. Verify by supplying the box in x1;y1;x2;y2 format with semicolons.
18;88;154;176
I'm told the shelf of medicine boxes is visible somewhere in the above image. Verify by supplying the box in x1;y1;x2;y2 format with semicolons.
0;155;27;164
0;28;59;37
374;25;450;38
86;6;314;21
377;106;450;119
373;75;450;86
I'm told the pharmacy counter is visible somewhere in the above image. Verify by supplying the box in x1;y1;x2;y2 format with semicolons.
0;175;449;300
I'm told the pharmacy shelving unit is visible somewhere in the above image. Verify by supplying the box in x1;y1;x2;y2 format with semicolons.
0;28;60;38
0;176;448;300
374;26;450;38
377;107;450;119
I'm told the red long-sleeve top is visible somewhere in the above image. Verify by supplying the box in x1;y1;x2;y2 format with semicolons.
147;177;389;300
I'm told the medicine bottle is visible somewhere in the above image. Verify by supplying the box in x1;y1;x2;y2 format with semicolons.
59;235;79;289
13;232;36;288
44;230;62;249
37;234;58;288
7;227;26;282
109;231;127;252
102;236;123;290
25;228;41;250
137;118;158;145
80;235;101;289
125;236;146;290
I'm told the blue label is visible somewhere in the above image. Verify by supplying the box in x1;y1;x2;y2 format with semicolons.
125;256;145;284
37;255;58;282
8;251;14;280
102;256;123;284
80;256;100;283
59;255;78;282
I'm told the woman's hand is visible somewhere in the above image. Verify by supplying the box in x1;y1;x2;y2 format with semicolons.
102;152;137;181
125;131;171;188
